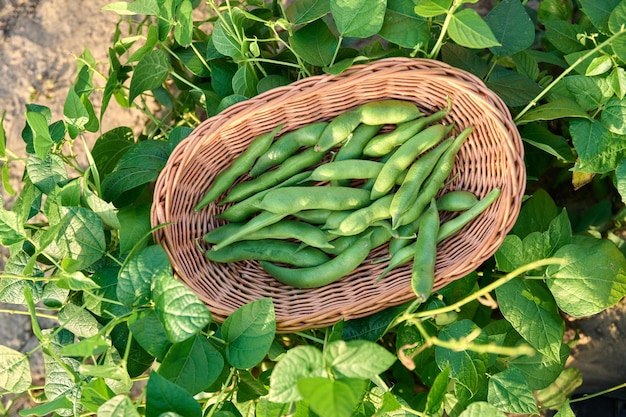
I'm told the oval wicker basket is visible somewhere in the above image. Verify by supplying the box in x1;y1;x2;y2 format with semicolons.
151;57;525;332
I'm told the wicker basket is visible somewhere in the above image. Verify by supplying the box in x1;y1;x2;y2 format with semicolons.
150;57;525;332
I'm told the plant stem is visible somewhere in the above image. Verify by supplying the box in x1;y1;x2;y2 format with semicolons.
412;257;567;320
0;308;57;321
427;1;460;59
515;26;626;123
570;381;626;403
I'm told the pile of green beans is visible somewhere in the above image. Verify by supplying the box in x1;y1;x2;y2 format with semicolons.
196;99;501;296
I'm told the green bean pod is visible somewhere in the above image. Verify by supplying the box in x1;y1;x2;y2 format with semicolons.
396;125;474;227
249;122;328;177
371;123;454;200
363;108;448;157
256;186;372;215
379;187;500;280
411;199;439;303
260;233;372;288
306;159;384;182
210;210;286;251
218;171;312;222
329;194;395;236
222;147;325;203
358;99;423;125
389;138;453;227
206;239;330;267
315;109;362;153
194;125;283;211
334;123;383;161
205;218;333;249
436;190;479;212
290;209;333;225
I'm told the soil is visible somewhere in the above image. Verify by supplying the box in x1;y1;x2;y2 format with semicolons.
0;0;625;415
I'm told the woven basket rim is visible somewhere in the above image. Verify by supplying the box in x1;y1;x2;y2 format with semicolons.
151;57;526;332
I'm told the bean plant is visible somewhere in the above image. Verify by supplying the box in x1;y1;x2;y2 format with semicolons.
2;0;626;416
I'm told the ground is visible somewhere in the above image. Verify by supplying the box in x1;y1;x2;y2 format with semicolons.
0;0;625;415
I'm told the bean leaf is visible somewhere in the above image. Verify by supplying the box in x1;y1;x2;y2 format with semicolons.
146;372;202;417
297;377;367;417
97;395;141;417
487;367;539;415
414;0;452;17
174;0;193;47
330;0;387;38
601;96;626;134
118;245;171;308
285;0;331;24
495;278;564;362
458;402;507;417
578;0;621;34
291;18;339;67
222;298;276;369
516;98;591;125
129;49;170;104
269;345;326;403
324;340;396;379
379;0;429;49
448;8;500;50
485;0;535;56
0;345;32;393
571;119;626;174
546;239;626;316
157;334;224;395
152;274;212;344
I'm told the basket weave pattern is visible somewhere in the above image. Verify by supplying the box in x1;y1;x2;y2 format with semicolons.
151;58;525;332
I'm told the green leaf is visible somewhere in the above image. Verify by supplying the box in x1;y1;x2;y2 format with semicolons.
548;209;572;255
129;49;170;103
485;0;534;56
128;24;159;63
285;0;331;24
0;345;32;393
174;0;193;46
554;401;576;417
517;98;591;125
608;67;626;99
237;370;269;402
341;304;406;341
546;240;626;316
615;158;626;203
152;274;211;344
158;334;224;395
25;111;54;159
425;365;450;415
324;340;396;379
0;203;25;247
521;123;576;162
128;309;172;361
379;0;429;49
495;279;564;362
64;87;90;138
538;0;574;23
486;68;542;107
560;74;611;111
544;21;586;54
609;0;626;34
222;298;276;369
297;377;367;417
96;395;141;417
101;140;169;202
448;8;500;49
535;368;583;411
601;96;626;134
458;401;507;417
510;344;568;390
290;18;339;67
330;0;387;38
0;111;6;158
414;0;452;17
18;395;72;416
494;232;551;273
145;371;202;417
211;13;245;60
58;302;102;338
441;43;490;78
487;367;539;415
512;188;558;239
571;118;626;174
55;270;99;291
117;203;152;255
82;188;121;230
102;0;159;15
59;334;110;357
118;244;171;307
46;206;106;271
26;154;68;194
232;62;258;98
435;320;490;394
578;0;622;34
585;54;614;76
91;127;135;179
610;29;626;64
269;346;326;403
512;51;540;81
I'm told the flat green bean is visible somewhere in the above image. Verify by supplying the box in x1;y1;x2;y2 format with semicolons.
358;99;423;125
194;125;283;210
256;186;372;215
206;239;330;267
411;199;439;303
210;210;286;251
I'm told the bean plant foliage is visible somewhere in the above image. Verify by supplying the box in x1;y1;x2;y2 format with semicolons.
2;0;626;415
